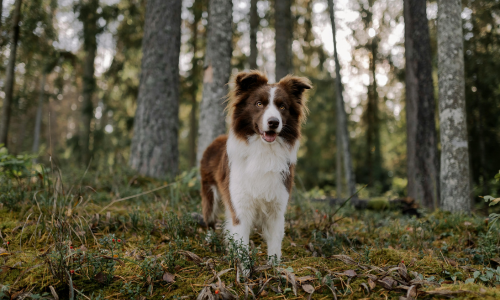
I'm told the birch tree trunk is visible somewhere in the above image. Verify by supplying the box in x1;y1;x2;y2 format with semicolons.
129;0;182;178
32;74;46;154
438;0;471;212
327;0;356;197
404;0;440;209
0;0;22;147
249;0;258;69
196;0;233;165
275;0;292;80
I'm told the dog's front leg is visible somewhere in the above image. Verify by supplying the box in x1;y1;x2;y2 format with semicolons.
262;203;286;263
224;208;252;280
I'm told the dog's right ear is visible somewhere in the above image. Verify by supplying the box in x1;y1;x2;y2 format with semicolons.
233;71;268;96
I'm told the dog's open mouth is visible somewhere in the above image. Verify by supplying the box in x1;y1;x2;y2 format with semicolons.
260;130;277;143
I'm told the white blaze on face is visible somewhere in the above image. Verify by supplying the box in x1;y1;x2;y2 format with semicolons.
262;87;283;132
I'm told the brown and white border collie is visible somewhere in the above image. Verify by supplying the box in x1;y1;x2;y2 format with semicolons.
200;70;311;261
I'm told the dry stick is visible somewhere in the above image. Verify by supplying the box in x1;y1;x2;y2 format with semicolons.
330;185;367;219
98;181;178;214
65;269;74;300
74;288;91;300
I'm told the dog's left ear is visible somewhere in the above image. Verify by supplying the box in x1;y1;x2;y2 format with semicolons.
278;76;312;101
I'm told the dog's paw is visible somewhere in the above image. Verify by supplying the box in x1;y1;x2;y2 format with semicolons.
236;264;251;281
268;254;281;266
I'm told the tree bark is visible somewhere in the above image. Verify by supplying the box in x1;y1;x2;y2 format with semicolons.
275;0;292;80
365;38;382;185
188;0;203;168
437;0;471;212
196;0;233;165
78;0;99;165
0;0;3;28
328;0;356;197
0;0;22;147
249;0;258;69
404;0;439;209
32;74;47;154
130;0;182;178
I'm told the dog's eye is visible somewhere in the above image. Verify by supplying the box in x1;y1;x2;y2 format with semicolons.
256;102;263;107
279;105;285;110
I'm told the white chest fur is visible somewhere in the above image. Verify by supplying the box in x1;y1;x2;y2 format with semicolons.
226;131;298;213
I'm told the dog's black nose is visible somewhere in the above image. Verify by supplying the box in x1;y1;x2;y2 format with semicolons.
268;117;280;129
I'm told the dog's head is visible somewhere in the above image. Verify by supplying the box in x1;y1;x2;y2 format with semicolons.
228;71;312;145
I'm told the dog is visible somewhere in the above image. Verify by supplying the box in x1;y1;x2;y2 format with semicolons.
200;70;311;262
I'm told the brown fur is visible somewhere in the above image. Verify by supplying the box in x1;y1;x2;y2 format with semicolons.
200;70;312;227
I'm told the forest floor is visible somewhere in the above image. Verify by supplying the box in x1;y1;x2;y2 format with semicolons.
1;159;500;299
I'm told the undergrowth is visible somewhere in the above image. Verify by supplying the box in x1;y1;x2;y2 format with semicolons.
1;149;500;299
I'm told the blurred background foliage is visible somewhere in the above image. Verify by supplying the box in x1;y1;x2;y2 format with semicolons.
0;0;499;202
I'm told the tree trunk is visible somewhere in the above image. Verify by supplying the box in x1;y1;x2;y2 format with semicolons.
328;0;356;197
32;74;46;154
188;0;203;168
365;38;382;185
130;0;182;178
249;0;258;69
404;0;439;209
196;0;233;165
437;0;471;212
275;0;292;80
0;0;22;147
79;0;99;165
0;0;3;28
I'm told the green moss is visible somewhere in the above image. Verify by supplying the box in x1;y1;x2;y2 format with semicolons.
369;248;404;266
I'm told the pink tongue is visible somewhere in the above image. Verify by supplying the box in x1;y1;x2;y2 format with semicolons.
264;132;277;142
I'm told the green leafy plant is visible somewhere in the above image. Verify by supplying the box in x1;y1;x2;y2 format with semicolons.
481;171;500;231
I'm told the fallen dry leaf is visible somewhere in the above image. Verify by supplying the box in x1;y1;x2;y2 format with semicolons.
296;275;316;283
302;284;315;294
376;277;396;290
367;278;376;290
163;272;175;283
445;258;458;267
178;250;203;264
407;285;417;298
332;255;356;265
340;269;357;277
398;262;411;282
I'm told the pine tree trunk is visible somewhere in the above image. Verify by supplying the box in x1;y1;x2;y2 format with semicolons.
79;0;99;165
130;0;182;178
0;0;3;28
249;0;258;69
81;41;96;165
438;0;471;212
32;74;46;154
188;0;203;169
404;0;439;209
328;0;356;197
365;38;382;184
196;0;233;165
0;0;22;147
275;0;292;80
